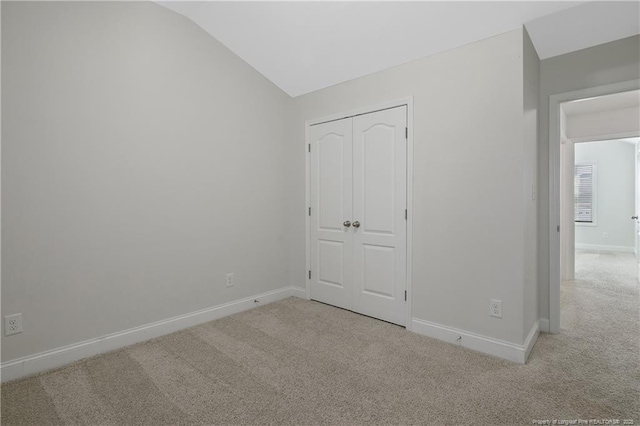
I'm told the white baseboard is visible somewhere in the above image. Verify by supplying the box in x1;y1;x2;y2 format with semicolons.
523;321;540;362
575;243;635;253
1;286;298;383
290;287;307;299
411;318;540;364
539;318;550;333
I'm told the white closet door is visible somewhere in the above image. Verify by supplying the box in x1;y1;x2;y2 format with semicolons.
352;106;407;326
309;118;353;310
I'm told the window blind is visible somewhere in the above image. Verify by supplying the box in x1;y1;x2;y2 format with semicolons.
574;164;594;223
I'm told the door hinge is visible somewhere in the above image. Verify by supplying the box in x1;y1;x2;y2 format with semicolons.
405;209;407;220
405;127;408;139
405;290;407;301
557;225;560;232
309;270;311;279
308;144;311;153
309;207;311;216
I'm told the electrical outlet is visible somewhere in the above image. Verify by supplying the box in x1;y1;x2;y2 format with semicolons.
490;300;502;318
603;232;608;239
226;273;234;288
4;313;23;336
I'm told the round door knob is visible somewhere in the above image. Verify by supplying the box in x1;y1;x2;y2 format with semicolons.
352;221;360;228
343;220;351;227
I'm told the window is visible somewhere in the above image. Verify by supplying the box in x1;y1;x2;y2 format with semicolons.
574;163;596;224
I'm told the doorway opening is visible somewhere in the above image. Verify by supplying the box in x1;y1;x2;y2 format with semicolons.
570;137;639;336
549;84;640;333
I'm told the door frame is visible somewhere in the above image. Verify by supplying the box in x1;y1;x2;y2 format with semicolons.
636;142;640;280
304;97;415;330
548;80;639;334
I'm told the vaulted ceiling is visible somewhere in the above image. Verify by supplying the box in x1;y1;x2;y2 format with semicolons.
159;1;640;97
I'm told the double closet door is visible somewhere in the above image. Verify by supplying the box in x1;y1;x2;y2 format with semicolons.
309;106;408;326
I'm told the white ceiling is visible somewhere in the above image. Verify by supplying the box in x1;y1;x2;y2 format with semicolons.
159;1;640;98
563;90;640;116
525;1;640;60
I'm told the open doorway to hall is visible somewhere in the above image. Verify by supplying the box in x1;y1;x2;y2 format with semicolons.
558;90;640;335
568;139;638;334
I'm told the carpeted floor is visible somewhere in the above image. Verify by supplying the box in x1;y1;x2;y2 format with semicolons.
2;251;639;425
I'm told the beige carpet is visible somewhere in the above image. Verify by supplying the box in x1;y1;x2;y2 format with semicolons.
2;252;639;425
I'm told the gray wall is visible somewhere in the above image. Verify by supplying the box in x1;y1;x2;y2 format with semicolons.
523;28;540;338
291;29;529;345
538;35;640;322
1;1;292;361
574;140;635;250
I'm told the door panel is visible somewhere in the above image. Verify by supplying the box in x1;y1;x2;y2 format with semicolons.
362;124;396;235
318;240;345;287
362;244;396;298
310;119;353;310
318;134;346;231
352;106;407;325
